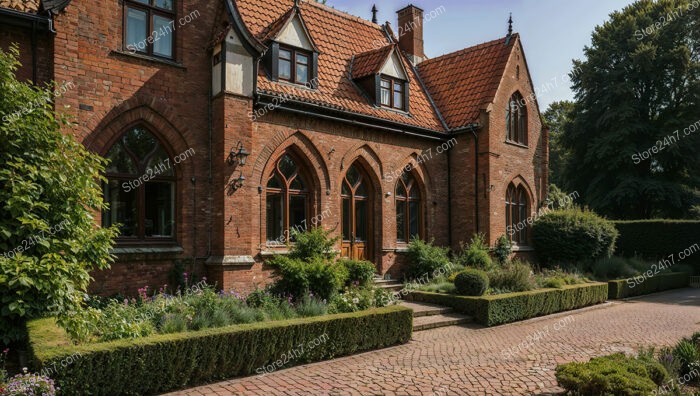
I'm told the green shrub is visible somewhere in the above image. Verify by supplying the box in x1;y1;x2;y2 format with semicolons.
269;256;347;300
673;338;700;377
590;256;643;280
406;283;608;326
289;227;339;261
405;239;451;281
555;354;669;395
493;235;512;265
488;260;535;293
0;47;118;343
417;282;457;294
535;268;589;289
27;306;413;395
608;272;690;299
339;259;376;287
295;295;328;317
454;269;489;296
532;208;618;266
542;278;565;288
456;234;494;270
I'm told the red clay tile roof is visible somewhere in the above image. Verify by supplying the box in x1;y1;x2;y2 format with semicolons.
261;7;295;42
351;45;394;80
418;35;518;130
236;0;445;132
0;0;40;13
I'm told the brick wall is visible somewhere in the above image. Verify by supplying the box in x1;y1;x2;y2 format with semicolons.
0;24;53;85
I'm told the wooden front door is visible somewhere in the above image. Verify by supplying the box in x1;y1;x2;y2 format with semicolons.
341;164;372;261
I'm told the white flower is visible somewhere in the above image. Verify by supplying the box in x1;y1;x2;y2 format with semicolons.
352;298;359;304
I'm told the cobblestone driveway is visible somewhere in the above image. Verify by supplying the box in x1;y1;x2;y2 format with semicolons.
166;289;700;396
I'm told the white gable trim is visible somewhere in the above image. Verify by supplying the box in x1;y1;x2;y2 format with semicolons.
380;49;408;80
277;14;314;51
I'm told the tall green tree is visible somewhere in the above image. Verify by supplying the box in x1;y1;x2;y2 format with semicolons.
0;46;117;343
543;100;575;188
562;0;700;219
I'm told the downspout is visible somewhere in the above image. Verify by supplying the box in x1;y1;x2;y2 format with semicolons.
469;125;480;234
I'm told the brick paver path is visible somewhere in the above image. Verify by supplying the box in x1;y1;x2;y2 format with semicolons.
165;289;700;396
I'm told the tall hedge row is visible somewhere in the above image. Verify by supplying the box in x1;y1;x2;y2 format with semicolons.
406;283;608;326
28;306;412;395
613;220;700;265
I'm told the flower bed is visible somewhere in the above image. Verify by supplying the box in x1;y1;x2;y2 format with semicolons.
405;283;608;326
27;306;412;395
608;272;690;299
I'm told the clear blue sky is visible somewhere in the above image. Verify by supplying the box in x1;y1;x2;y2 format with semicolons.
325;0;637;110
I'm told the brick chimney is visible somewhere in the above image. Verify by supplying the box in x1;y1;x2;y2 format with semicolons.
397;5;426;65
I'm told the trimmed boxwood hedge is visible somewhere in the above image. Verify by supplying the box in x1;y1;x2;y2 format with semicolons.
608;272;690;299
28;306;412;395
405;283;608;326
614;220;700;265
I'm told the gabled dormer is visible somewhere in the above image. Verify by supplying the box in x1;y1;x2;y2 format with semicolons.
352;45;410;112
262;6;319;87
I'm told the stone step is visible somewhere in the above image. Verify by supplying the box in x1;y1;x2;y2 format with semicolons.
377;283;404;292
400;301;454;317
412;312;472;332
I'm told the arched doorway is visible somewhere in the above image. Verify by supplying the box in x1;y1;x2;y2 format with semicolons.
340;163;374;261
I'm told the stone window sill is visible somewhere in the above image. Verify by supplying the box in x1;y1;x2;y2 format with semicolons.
110;50;186;70
504;140;529;149
511;245;534;252
111;246;184;255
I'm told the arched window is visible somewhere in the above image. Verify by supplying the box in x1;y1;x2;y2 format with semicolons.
103;126;175;241
506;92;527;145
396;172;422;242
266;153;309;244
506;183;529;244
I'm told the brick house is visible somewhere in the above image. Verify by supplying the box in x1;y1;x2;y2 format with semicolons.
0;0;548;295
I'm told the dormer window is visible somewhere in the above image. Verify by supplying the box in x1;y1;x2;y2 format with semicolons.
278;46;311;85
380;76;405;110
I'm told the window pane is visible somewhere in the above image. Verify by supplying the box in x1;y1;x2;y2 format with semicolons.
396;201;406;242
380;87;391;106
144;182;174;237
266;193;284;243
296;53;308;65
342;198;351;241
290;176;305;191
409;200;420;239
506;203;511;240
409;185;420;199
279;59;291;80
278;154;297;179
267;174;283;189
153;15;174;58
123;126;157;159
355;182;367;198
279;49;291;60
355;200;367;241
341;181;351;197
346;166;360;187
289;195;307;238
296;63;308;84
145;145;174;176
396;183;407;198
154;0;173;10
106;142;137;174
380;79;390;88
103;180;138;237
126;7;148;53
394;86;403;109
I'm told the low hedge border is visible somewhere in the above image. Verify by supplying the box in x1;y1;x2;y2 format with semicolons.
405;283;608;326
28;306;412;395
608;272;690;299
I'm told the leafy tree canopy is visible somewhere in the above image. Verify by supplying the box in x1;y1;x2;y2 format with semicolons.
543;100;575;187
561;0;700;219
0;46;117;344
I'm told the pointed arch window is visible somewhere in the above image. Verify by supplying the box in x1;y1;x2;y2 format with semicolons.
103;126;175;241
506;183;529;244
506;92;528;145
396;172;422;243
266;153;310;244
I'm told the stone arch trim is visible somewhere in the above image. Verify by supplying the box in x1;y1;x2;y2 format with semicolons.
507;175;534;202
83;99;195;179
340;143;383;179
253;130;331;193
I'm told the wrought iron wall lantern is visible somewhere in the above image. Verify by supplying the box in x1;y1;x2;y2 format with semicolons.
230;171;246;191
227;141;250;166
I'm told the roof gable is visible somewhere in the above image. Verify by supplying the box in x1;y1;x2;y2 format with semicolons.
380;49;408;80
418;34;518;130
262;6;318;52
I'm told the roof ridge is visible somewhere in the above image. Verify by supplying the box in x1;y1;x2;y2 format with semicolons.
300;0;383;31
420;34;518;67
